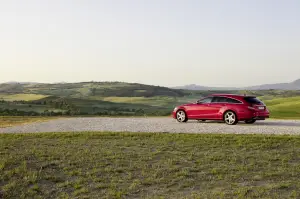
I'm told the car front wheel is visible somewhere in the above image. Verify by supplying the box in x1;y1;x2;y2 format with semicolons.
224;111;238;125
176;110;188;123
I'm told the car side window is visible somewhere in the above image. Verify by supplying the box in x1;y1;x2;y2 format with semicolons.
226;97;242;104
212;97;227;103
197;97;213;104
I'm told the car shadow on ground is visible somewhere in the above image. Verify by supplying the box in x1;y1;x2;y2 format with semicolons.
189;120;300;127
247;121;300;127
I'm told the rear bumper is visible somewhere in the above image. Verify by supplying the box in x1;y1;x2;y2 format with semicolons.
253;115;269;120
252;111;269;119
239;109;270;120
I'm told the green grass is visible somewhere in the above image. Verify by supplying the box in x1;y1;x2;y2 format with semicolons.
1;132;300;198
264;96;300;106
0;117;56;128
264;97;300;119
98;96;178;107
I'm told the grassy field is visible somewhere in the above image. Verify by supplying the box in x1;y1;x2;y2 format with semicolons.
97;96;199;108
99;96;176;106
0;94;48;101
0;117;56;128
1;132;300;198
264;96;300;119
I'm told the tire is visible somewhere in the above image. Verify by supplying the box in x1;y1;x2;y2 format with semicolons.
245;119;256;124
223;111;238;125
176;110;188;123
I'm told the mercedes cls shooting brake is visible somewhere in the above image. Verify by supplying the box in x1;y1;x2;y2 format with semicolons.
172;94;270;125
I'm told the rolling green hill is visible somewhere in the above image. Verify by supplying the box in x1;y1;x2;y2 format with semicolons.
0;82;191;116
263;96;300;118
0;82;300;118
0;82;186;97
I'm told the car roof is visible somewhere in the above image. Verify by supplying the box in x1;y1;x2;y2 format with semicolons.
210;94;256;98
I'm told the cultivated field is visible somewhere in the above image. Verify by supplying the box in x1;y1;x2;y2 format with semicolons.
0;94;48;101
0;117;56;128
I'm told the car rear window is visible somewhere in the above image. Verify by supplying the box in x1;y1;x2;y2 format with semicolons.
244;97;263;105
226;98;242;104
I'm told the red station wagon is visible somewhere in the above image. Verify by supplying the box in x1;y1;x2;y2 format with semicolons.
172;94;270;125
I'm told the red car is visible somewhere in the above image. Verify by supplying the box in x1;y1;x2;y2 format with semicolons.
172;94;270;125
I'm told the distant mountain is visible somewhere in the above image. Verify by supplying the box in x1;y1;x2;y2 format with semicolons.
245;79;300;90
54;81;68;84
173;84;238;90
4;81;37;84
293;79;300;85
4;81;20;84
173;79;300;90
2;79;300;92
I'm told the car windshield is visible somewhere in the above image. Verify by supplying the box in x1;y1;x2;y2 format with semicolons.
244;97;264;105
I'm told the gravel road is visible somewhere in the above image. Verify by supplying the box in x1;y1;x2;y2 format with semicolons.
1;117;300;134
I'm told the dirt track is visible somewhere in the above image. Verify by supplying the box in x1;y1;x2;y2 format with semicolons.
1;117;300;134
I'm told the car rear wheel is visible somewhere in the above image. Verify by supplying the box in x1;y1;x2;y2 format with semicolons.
245;119;256;124
224;111;238;125
176;110;188;123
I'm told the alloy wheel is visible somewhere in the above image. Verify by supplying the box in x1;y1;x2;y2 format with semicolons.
176;110;187;122
224;111;238;125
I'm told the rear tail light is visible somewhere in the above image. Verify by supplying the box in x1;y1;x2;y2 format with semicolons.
248;106;255;110
248;104;266;111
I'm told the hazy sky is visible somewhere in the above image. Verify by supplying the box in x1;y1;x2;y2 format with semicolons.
1;0;300;87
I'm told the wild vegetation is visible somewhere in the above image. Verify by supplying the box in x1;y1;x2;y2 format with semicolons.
1;132;300;198
0;117;55;128
0;82;300;118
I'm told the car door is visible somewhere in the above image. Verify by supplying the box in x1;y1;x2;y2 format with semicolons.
193;97;213;119
208;97;228;119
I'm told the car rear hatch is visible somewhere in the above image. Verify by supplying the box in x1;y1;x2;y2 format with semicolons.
244;96;266;111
